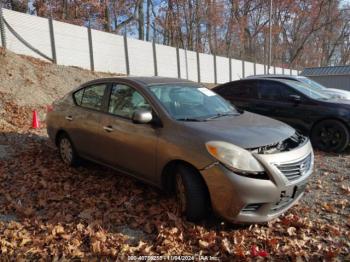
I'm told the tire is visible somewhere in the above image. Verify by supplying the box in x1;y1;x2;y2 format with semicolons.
57;133;80;167
175;165;210;222
311;119;349;153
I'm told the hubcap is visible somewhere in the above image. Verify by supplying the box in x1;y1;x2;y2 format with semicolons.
60;138;73;165
176;174;186;214
319;126;342;149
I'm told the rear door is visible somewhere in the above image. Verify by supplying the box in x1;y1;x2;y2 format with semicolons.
215;80;258;110
68;83;110;161
98;83;158;183
252;80;283;117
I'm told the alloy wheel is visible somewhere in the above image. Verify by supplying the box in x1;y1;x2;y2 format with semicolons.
319;126;342;149
312;119;349;152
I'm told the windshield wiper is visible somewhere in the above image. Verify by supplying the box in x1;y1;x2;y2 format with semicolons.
176;118;207;122
206;112;240;120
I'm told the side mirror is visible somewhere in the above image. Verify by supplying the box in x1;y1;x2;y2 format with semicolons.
132;109;153;124
289;94;301;103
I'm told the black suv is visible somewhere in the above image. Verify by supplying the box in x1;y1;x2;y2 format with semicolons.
214;78;350;152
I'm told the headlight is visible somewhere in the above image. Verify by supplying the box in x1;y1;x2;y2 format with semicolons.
206;141;266;177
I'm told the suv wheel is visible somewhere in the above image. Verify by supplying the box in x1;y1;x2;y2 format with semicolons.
311;119;349;153
175;165;209;222
58;133;79;166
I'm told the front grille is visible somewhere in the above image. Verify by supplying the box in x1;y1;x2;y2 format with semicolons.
275;154;312;181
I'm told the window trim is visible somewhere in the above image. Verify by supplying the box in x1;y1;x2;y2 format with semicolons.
105;83;152;120
72;83;110;113
215;80;258;100
72;81;162;124
257;80;285;101
257;80;309;102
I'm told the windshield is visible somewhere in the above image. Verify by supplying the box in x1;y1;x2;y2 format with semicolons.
283;80;332;100
148;84;239;121
298;77;327;91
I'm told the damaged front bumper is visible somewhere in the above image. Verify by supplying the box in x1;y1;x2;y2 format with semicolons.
200;139;314;223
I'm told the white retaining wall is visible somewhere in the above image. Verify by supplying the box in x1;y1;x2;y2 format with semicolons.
216;56;230;84
156;43;177;78
199;53;215;83
92;29;126;74
53;19;90;69
3;9;51;60
0;8;298;83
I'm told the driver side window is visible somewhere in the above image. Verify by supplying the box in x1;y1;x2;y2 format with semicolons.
258;81;297;102
280;86;299;100
108;84;151;119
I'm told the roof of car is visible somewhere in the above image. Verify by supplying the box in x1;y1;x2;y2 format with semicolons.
245;74;303;79
84;76;195;86
214;77;298;89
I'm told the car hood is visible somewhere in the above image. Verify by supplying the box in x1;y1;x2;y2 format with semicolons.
321;98;350;106
181;111;296;149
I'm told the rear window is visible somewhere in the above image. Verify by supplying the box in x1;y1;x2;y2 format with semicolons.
73;84;107;110
217;81;257;98
74;89;84;105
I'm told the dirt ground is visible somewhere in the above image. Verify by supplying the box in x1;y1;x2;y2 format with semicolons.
0;49;349;260
0;48;118;107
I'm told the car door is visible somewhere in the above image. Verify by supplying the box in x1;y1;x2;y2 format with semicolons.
98;83;158;183
216;80;258;111
254;80;310;131
251;80;284;118
273;84;315;133
68;83;110;161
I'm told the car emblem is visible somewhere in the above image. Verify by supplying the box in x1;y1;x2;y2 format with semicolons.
300;163;306;174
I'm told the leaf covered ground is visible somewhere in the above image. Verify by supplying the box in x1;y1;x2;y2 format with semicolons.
0;99;349;261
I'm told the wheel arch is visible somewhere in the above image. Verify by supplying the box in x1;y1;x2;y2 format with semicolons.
310;117;350;134
161;159;210;198
55;129;70;146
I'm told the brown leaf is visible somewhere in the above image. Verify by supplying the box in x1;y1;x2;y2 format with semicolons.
52;225;65;236
95;231;107;242
199;239;210;249
92;240;101;253
20;238;31;246
221;238;232;254
287;227;297;236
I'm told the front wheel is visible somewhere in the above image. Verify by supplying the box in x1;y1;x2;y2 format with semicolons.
175;165;210;222
311;119;349;153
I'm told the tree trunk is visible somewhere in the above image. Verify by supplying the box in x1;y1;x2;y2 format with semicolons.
62;0;68;20
146;0;151;41
138;0;144;40
105;0;111;32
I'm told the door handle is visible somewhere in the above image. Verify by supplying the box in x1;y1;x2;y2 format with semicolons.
65;116;73;121
103;126;113;132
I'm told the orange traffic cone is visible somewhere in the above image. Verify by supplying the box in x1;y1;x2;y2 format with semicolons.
32;110;40;129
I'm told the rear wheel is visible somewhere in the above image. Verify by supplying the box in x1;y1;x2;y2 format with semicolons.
175;165;209;222
311;119;349;153
58;133;80;166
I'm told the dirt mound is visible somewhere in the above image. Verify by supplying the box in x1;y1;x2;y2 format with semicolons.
0;47;118;106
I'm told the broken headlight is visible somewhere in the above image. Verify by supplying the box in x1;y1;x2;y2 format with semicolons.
206;141;268;179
